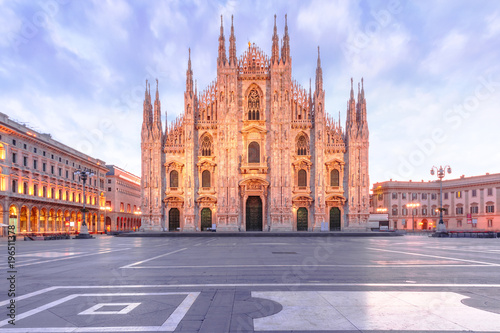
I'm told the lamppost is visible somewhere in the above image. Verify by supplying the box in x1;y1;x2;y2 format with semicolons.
407;202;420;231
430;165;452;234
74;168;94;239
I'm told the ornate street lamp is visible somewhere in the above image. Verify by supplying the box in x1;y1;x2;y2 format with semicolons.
74;168;95;239
430;165;452;234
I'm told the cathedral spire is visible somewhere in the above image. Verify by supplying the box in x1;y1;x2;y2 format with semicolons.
217;15;227;66
142;80;152;127
153;79;162;135
281;14;290;64
315;46;323;93
186;48;193;95
350;77;354;101
229;15;237;65
271;14;280;65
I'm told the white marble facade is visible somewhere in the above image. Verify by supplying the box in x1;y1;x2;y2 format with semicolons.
140;16;370;232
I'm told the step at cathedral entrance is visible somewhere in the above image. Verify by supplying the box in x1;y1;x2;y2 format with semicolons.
246;196;263;231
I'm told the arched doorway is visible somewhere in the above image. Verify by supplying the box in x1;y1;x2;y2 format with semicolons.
30;207;39;232
297;207;308;231
201;208;212;231
20;206;28;232
169;208;180;231
246;196;262;231
105;217;111;232
421;219;428;230
330;207;341;231
9;205;18;233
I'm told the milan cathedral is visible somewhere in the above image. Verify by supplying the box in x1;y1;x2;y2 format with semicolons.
140;15;370;232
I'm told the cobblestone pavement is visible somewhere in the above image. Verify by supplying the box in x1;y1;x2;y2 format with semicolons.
1;235;500;332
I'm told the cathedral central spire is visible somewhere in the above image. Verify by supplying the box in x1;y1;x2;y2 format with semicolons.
186;48;193;95
315;46;323;93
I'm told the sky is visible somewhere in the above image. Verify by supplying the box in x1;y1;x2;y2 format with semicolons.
1;0;500;185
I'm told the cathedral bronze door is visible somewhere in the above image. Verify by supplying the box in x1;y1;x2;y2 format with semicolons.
246;196;262;231
169;208;180;231
330;207;341;231
297;207;308;231
201;208;212;231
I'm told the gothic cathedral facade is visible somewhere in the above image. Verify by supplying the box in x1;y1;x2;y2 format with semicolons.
140;16;370;232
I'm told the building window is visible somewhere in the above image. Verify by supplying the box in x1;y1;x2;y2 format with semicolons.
169;170;179;188
34;147;37;153
247;88;260;120
392;193;397;200
486;205;494;213
43;186;46;197
202;170;211;187
422;193;427;200
59;157;62;162
12;139;16;145
377;193;383;201
12;179;17;193
33;184;38;196
470;206;478;214
411;193;417;200
456;191;462;199
472;222;477;228
422;208;427;215
200;135;213;156
23;182;28;194
23;156;28;166
456;207;463;215
107;187;111;192
487;188;493;196
107;179;111;184
392;208;398;216
12;152;17;164
298;169;307;187
51;154;54;159
457;220;462;227
402;193;407;200
431;193;437;200
120;203;124;212
444;193;448;200
248;141;260;163
488;219;493;227
393;221;398;230
297;135;309;155
42;162;46;172
43;151;46;156
127;204;131;213
471;189;477;197
402;207;407;215
51;165;54;174
443;206;449;215
330;169;339;187
23;143;27;149
58;168;62;176
58;189;62;200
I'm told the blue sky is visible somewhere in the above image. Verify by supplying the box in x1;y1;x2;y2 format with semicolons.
2;0;500;185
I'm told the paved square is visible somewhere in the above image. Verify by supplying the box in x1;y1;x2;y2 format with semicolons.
1;235;499;332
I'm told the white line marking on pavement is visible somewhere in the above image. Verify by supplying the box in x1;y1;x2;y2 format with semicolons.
0;248;131;269
253;291;500;331
0;292;200;332
120;263;490;269
367;247;500;266
119;248;187;269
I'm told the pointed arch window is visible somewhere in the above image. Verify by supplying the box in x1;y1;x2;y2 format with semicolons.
298;169;307;187
170;170;179;188
200;135;213;156
248;89;260;120
248;142;260;163
297;135;309;155
202;170;211;187
330;169;339;187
